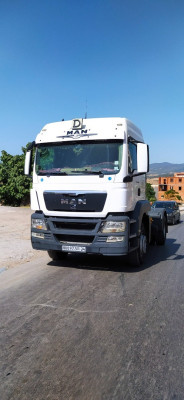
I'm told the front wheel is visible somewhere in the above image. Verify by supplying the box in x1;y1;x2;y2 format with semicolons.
128;223;147;267
156;216;167;245
47;250;68;261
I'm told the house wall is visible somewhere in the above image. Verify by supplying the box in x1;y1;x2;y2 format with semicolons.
158;173;184;202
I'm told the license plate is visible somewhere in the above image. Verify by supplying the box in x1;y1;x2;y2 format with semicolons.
62;245;86;253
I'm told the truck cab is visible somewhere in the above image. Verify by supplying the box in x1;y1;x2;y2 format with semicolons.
25;117;167;266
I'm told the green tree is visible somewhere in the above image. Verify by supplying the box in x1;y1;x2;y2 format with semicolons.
164;189;182;202
0;145;32;206
146;182;156;202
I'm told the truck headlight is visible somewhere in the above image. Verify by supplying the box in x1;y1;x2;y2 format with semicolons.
32;218;47;230
100;221;126;233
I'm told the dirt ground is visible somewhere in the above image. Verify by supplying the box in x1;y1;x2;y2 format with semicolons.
0;206;42;270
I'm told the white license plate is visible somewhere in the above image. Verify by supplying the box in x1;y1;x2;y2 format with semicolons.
62;245;86;253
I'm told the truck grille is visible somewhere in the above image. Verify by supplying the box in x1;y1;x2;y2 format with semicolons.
55;234;94;244
44;191;107;212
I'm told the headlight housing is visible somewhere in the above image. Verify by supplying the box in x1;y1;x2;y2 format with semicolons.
31;218;47;230
100;221;126;233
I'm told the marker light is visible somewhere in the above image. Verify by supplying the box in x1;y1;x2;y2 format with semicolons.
106;236;125;243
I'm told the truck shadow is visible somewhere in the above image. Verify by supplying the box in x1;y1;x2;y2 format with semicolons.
48;238;183;273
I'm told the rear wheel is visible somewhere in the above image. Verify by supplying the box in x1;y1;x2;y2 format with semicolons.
47;250;68;261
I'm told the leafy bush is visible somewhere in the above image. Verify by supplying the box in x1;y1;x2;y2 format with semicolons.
0;146;32;206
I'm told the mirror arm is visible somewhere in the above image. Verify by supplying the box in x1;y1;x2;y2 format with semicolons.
27;141;35;151
123;172;146;183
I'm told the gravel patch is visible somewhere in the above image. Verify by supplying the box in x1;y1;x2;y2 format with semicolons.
0;206;42;269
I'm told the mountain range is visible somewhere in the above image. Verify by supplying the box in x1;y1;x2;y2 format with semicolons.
148;162;184;177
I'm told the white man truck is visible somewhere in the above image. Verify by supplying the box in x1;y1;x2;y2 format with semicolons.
25;117;167;266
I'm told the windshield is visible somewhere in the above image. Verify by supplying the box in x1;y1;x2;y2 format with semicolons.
35;140;123;176
153;202;174;210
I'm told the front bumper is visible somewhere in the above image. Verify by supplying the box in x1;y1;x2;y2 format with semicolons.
167;214;174;224
31;213;130;256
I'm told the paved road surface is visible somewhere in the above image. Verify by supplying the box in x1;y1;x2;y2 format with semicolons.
0;214;184;400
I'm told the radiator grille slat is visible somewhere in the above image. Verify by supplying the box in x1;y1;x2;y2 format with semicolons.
53;221;96;231
55;234;94;244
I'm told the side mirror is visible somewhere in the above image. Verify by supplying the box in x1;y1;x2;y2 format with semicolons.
24;151;32;175
24;141;35;176
137;143;149;173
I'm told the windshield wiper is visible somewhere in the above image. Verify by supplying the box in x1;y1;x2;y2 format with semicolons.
38;171;68;176
71;170;104;177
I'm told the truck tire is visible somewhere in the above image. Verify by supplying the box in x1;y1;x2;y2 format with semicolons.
128;223;147;267
156;216;167;245
47;250;67;261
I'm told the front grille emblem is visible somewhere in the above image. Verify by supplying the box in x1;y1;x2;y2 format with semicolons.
60;196;87;209
70;203;77;210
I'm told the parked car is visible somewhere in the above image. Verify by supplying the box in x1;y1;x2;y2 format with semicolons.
151;201;180;225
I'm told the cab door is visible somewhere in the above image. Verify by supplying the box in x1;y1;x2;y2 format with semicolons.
128;140;145;206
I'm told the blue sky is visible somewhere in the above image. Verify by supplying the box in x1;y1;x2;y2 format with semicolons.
0;0;184;163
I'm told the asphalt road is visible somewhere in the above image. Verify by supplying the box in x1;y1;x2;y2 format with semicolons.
0;216;184;400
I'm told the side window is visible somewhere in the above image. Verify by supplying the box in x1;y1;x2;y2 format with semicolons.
128;142;137;173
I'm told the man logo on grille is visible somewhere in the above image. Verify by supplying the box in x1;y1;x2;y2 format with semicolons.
61;197;87;208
